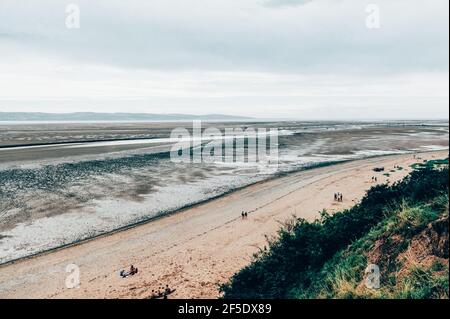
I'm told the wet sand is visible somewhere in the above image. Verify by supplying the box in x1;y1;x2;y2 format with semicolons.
0;150;447;299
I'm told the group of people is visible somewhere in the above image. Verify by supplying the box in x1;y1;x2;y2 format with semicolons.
119;264;176;299
334;192;343;202
149;285;175;299
241;211;249;219
371;176;378;182
119;265;138;278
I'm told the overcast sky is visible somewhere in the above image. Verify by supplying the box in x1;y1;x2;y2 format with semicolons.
0;0;448;119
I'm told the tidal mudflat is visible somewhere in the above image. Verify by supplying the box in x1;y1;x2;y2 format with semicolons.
0;121;448;263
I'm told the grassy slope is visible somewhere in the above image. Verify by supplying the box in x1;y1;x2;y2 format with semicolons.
296;195;449;299
221;158;449;299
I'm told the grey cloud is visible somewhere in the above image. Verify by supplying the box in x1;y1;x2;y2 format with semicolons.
0;0;448;75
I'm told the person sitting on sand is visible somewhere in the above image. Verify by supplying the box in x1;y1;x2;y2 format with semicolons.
149;288;165;299
241;211;245;219
129;265;138;275
244;212;248;218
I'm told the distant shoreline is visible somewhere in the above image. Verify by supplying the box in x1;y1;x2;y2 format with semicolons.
0;116;448;125
0;112;254;122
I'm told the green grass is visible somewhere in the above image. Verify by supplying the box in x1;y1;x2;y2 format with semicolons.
411;157;449;170
297;195;448;299
396;265;449;299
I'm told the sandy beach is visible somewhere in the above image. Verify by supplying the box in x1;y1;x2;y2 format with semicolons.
0;150;447;299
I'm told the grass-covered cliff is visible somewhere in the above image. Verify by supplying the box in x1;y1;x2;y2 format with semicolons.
221;158;449;299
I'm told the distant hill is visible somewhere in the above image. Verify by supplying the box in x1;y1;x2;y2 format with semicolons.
0;112;253;122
